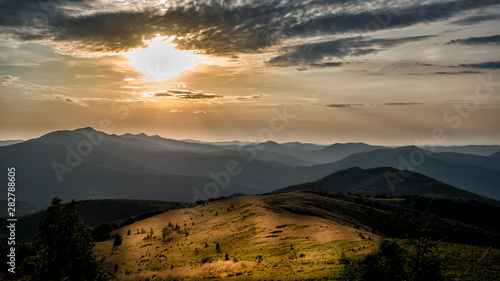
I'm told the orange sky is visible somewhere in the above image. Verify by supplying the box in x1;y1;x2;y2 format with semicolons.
1;0;499;145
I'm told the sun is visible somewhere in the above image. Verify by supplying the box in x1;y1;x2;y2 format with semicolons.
126;35;207;81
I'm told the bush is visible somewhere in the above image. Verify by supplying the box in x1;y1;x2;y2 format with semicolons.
343;240;445;281
113;234;123;246
201;256;212;264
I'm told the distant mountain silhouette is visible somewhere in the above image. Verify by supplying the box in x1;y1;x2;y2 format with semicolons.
121;133;225;154
429;145;500;156
304;146;500;199
0;140;23;147
274;167;491;202
1;127;498;203
0;128;306;203
237;141;386;166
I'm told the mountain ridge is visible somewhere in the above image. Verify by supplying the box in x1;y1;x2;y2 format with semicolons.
274;167;493;203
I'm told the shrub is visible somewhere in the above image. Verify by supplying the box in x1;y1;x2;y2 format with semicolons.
343;240;445;281
201;256;212;264
113;234;123;246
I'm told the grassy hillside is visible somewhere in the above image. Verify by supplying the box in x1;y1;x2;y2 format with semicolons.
94;191;500;280
0;199;186;244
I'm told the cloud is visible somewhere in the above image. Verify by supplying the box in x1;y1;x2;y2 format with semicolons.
1;0;498;65
447;35;500;45
233;94;264;100
267;35;435;67
325;103;363;108
310;62;343;68
384;103;424;106
0;75;20;86
34;94;89;106
449;14;500;26
433;71;482;75
458;61;500;69
152;89;221;99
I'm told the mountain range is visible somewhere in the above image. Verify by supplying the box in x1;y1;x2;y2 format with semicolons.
274;167;494;203
0;127;499;205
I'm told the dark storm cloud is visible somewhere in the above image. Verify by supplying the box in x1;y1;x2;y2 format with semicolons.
267;35;435;66
458;61;500;69
447;35;500;45
1;0;500;65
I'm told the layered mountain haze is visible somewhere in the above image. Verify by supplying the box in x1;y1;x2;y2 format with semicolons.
429;145;500;156
274;167;495;203
0;140;23;147
1;127;499;205
305;146;500;199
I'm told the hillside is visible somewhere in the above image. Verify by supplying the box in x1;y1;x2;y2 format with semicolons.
94;191;500;280
275;167;492;202
0;199;186;244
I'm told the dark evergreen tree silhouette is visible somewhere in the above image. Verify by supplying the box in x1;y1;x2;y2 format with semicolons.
22;197;109;281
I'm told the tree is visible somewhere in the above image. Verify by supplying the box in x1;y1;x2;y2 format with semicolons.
113;234;123;246
215;242;221;253
256;255;263;264
127;229;131;236
288;244;297;260
343;240;405;281
21;197;109;281
343;239;444;281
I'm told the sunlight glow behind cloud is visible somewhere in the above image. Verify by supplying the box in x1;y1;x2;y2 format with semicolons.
126;35;207;81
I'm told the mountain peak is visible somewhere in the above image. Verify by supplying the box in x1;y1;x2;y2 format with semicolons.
275;166;486;201
73;126;98;132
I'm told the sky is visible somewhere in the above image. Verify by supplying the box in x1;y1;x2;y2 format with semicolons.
0;0;499;145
